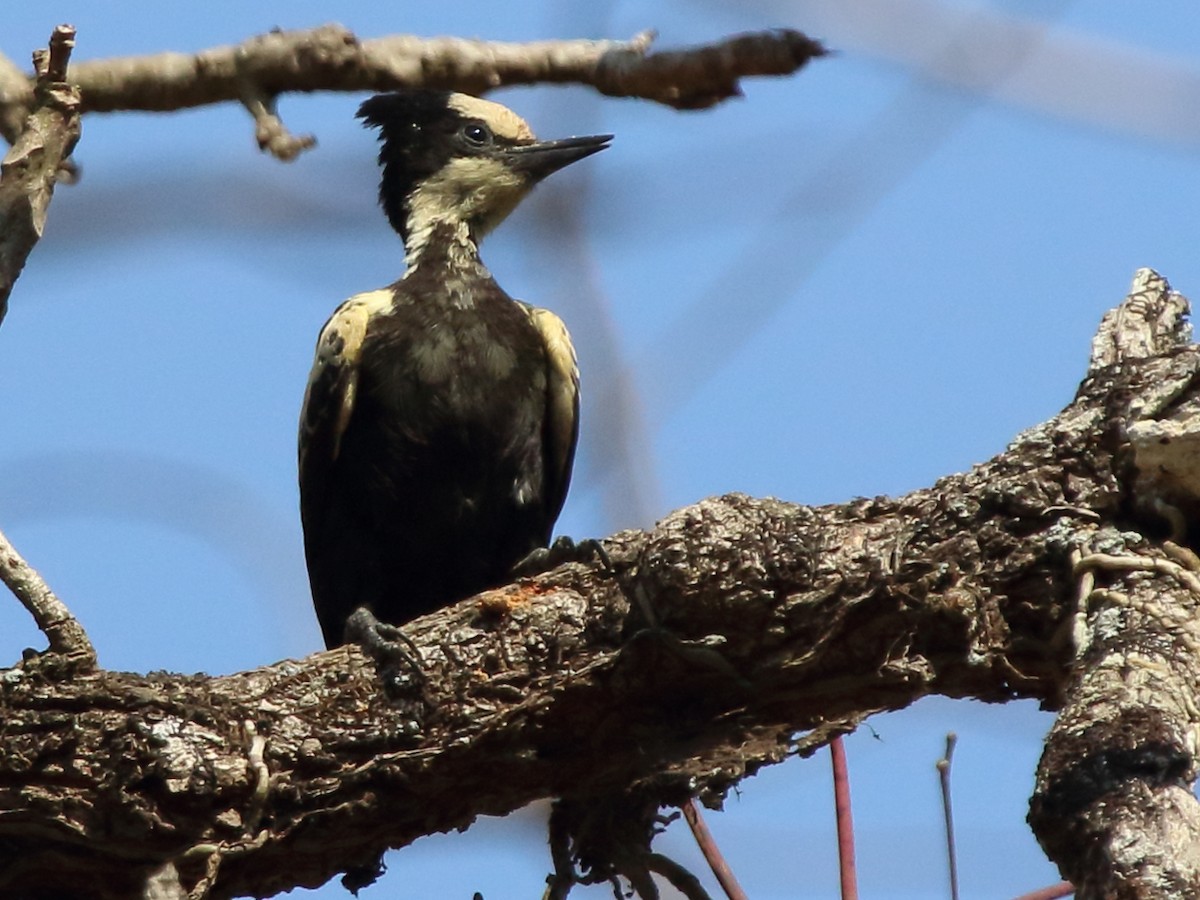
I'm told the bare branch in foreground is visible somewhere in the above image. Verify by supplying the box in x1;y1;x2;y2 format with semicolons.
0;24;81;323
3;269;1199;898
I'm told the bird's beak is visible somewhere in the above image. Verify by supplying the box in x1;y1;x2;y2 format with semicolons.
505;134;613;181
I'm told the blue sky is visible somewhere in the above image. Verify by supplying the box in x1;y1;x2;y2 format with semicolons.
3;2;1199;897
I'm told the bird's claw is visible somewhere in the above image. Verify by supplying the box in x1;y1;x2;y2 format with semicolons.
344;607;431;715
513;535;612;579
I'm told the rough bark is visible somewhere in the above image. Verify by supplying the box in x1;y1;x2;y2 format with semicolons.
1028;271;1200;898
0;23;840;899
1;23;1199;900
0;25;80;324
3;267;1199;897
0;25;827;162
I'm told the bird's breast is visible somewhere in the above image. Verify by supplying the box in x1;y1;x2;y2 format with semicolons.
358;292;548;449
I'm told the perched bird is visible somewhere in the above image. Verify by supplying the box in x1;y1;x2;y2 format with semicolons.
300;90;610;649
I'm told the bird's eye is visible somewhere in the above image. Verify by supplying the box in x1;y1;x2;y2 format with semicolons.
461;122;493;147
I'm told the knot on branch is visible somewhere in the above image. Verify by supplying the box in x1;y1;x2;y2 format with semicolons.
595;28;828;109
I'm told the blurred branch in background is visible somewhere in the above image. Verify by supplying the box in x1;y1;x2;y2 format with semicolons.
528;167;663;532
765;0;1200;148
0;48;31;144
639;0;1074;419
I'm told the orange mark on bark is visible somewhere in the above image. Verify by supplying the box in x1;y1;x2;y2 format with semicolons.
476;582;555;617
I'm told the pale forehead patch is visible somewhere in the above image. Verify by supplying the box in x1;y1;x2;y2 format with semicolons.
447;93;535;142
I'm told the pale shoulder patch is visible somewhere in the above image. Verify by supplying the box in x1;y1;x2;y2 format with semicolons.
447;93;535;143
523;304;580;498
301;289;392;464
312;289;390;369
526;305;579;381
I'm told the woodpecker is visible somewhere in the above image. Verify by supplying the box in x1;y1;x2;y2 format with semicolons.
299;91;610;649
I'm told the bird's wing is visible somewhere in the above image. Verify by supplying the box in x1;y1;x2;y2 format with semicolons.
523;304;581;526
298;290;390;519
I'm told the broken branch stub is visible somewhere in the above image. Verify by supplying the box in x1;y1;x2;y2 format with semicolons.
1030;269;1200;898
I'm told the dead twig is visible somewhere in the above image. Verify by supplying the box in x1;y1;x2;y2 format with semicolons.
0;523;95;669
937;733;959;900
0;24;82;323
0;29;94;672
2;24;825;119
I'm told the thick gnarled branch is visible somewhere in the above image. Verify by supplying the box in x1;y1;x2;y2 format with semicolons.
4;271;1199;899
1028;270;1200;897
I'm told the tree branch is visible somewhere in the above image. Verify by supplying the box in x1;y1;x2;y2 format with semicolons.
68;26;825;112
0;27;94;672
1028;270;1200;894
0;24;81;323
0;25;95;678
2;269;1196;897
0;524;95;669
0;25;825;162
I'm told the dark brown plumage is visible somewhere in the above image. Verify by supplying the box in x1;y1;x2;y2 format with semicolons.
299;91;609;648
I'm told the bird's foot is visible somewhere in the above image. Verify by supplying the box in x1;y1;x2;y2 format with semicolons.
513;535;612;579
344;607;431;723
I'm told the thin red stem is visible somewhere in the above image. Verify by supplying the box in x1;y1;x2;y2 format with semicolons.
681;799;748;900
830;736;858;900
1011;882;1074;900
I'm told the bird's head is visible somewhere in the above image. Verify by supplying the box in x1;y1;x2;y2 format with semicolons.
358;91;611;258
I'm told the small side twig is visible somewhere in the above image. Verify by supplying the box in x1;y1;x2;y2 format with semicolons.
830;736;858;900
937;733;959;900
0;524;96;669
235;69;316;161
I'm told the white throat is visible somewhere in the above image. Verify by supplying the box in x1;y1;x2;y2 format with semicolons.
402;156;528;272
